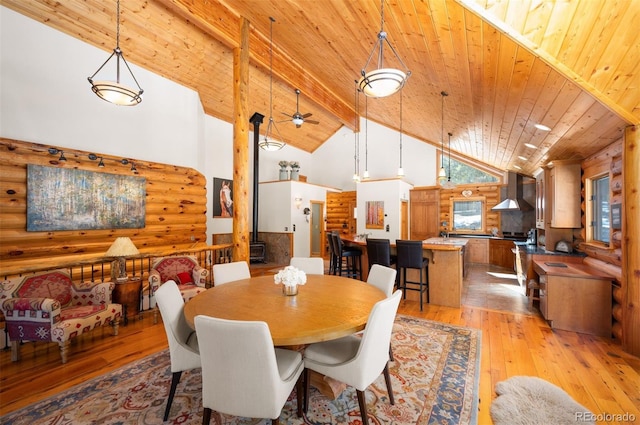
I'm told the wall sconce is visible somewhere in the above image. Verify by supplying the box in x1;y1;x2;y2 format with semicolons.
48;148;67;162
88;153;105;167
294;197;303;209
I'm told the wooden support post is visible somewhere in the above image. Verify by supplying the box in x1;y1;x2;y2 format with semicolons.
622;125;639;357
232;18;250;262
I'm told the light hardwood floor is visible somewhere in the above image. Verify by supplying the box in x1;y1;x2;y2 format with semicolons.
1;264;639;424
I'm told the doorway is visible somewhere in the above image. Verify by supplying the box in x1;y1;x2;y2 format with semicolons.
310;201;325;257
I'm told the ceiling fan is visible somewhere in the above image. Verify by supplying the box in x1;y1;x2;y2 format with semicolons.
280;89;319;128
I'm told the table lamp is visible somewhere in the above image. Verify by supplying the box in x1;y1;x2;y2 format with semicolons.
105;237;140;282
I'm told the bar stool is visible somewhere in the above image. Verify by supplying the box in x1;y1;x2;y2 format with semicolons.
326;232;337;274
332;233;363;280
395;239;429;311
366;238;397;270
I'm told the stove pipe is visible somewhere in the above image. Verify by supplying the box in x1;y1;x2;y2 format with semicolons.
250;112;264;242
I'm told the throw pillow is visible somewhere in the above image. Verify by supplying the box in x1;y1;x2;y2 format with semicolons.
176;272;194;285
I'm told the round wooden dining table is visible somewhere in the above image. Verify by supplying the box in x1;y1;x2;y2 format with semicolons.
183;274;385;346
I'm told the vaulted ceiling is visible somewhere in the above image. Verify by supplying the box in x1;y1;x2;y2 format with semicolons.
4;0;638;176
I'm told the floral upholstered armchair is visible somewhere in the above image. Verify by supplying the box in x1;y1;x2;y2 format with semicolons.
0;269;122;363
148;255;208;321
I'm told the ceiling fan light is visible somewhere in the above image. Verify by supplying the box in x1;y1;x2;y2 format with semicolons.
292;116;304;126
358;68;407;98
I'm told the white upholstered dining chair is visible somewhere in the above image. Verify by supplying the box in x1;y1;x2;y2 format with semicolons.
366;264;397;296
155;280;201;421
212;261;251;286
194;315;304;424
290;257;325;275
303;290;402;425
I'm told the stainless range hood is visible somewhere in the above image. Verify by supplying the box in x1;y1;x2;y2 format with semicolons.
492;172;533;211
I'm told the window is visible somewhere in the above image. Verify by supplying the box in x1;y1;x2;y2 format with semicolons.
450;196;485;232
442;156;499;184
588;174;610;244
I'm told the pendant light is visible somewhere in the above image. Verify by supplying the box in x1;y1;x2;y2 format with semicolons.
438;91;448;184
397;88;404;176
363;95;370;179
259;17;286;151
88;0;143;106
442;132;457;189
353;81;361;182
357;0;411;98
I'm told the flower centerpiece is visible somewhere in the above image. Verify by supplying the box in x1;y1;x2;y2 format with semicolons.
278;161;290;180
289;161;300;181
274;265;307;296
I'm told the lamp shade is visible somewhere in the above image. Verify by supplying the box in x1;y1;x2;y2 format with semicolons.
105;237;140;257
90;80;143;106
357;68;407;98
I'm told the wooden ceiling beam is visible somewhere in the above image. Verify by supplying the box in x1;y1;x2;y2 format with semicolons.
156;0;356;130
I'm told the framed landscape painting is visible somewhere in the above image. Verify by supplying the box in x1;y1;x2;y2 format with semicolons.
26;164;146;231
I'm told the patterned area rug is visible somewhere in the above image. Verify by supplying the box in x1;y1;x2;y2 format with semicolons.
0;315;481;425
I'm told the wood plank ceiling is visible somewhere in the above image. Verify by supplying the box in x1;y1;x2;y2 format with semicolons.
3;0;638;177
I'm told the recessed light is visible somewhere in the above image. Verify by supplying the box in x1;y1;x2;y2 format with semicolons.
534;123;551;131
524;143;537;149
518;156;528;161
513;165;522;170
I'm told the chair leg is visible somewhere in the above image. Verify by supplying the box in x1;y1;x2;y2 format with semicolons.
202;407;211;424
164;371;182;420
356;389;369;425
296;370;303;418
59;340;70;364
303;368;310;413
272;419;279;425
383;362;395;405
418;269;424;311
389;343;394;362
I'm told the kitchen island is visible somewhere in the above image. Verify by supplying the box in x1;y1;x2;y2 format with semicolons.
533;260;613;336
342;236;467;308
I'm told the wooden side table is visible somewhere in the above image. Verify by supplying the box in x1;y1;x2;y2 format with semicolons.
112;278;142;325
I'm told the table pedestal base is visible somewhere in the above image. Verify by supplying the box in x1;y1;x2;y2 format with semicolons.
309;370;347;399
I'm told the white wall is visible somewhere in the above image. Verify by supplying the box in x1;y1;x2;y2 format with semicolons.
311;118;440;190
356;179;413;241
258;180;338;257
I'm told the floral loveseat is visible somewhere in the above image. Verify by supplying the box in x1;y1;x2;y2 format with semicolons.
147;255;208;322
0;269;122;363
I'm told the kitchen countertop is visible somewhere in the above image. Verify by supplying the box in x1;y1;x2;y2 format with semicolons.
514;241;587;257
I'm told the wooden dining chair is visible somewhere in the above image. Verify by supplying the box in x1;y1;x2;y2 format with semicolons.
212;261;251;286
195;315;304;424
155;280;201;421
303;291;402;425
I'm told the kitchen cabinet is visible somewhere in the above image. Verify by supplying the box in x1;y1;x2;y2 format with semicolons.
548;160;582;228
466;238;489;264
535;172;545;229
534;260;612;336
489;239;515;269
410;188;440;240
535;160;580;250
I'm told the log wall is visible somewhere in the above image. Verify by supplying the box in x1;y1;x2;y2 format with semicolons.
326;191;356;236
0;138;208;274
438;183;502;234
580;140;624;340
